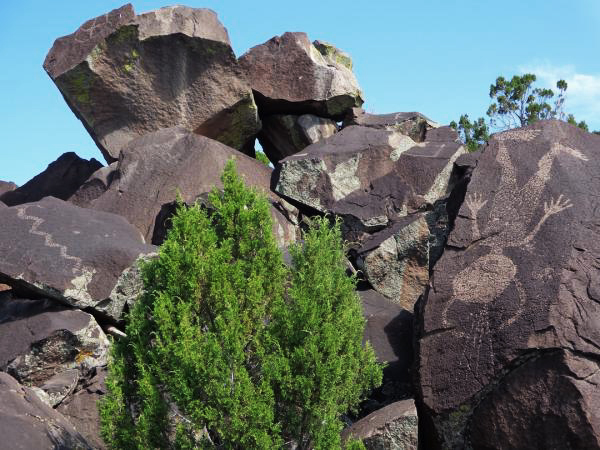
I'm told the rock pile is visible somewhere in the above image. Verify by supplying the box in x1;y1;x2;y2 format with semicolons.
1;3;598;449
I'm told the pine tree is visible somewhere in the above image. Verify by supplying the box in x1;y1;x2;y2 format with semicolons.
99;160;381;449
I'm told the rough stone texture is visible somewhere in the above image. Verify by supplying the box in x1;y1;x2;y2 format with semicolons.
58;367;107;450
342;399;418;450
69;162;117;207
80;127;298;247
0;180;17;197
344;108;439;142
0;371;93;449
0;196;156;321
274;126;464;241
44;4;260;162
0;152;102;207
258;113;337;162
0;295;109;405
239;32;363;120
415;121;600;449
359;289;414;403
357;215;430;309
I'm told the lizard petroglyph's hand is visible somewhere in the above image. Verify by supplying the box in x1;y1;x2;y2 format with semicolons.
466;193;488;218
543;194;573;216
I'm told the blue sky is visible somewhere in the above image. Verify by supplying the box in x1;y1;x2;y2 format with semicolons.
1;0;599;185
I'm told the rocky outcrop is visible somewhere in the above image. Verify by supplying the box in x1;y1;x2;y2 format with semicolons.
0;180;17;197
44;4;260;162
415;121;600;449
240;32;362;119
258;113;337;162
69;162;117;208
343;108;439;142
77;127;298;246
0;152;102;206
274;125;464;308
342;399;418;449
0;371;93;449
0;295;109;406
0;196;156;321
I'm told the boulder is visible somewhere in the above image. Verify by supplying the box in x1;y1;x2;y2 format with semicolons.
0;371;93;449
0;152;102;206
78;127;298;246
258;113;337;162
0;295;109;405
57;367;107;449
415;121;600;449
360;289;414;402
0;196;156;321
239;32;362;119
44;4;260;162
274;126;464;240
0;180;17;197
69;162;117;207
342;399;418;450
343;108;439;143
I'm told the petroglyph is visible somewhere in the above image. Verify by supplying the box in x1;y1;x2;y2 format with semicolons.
443;133;588;335
16;205;96;304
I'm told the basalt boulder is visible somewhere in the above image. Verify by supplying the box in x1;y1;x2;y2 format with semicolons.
0;295;109;406
415;121;600;449
0;196;156;321
342;399;418;450
258;113;337;162
69;162;117;208
44;4;260;162
239;32;363;119
77;127;298;247
343;107;439;143
0;371;93;449
0;152;102;206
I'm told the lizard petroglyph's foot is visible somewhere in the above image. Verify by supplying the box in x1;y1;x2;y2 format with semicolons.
544;194;573;216
466;193;488;218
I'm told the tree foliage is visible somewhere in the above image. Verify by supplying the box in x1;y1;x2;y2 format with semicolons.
99;160;381;449
449;114;489;152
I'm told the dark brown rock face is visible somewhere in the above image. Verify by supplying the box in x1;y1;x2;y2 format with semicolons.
0;196;156;320
343;108;439;142
0;152;102;206
44;4;260;162
415;121;600;449
0;295;109;407
57;368;107;450
69;162;117;208
239;32;363;119
77;127;298;246
0;371;93;449
258;113;337;162
342;399;418;449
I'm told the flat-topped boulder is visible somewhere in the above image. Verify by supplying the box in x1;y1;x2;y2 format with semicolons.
415;121;600;449
258;113;337;162
75;127;298;247
0;371;93;449
44;4;260;162
239;32;363;119
343;108;439;142
0;152;102;206
0;196;156;321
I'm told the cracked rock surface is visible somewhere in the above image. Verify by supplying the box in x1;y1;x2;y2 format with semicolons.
415;121;600;449
0;196;156;321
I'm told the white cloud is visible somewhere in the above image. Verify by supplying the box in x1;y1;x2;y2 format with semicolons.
519;62;600;129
